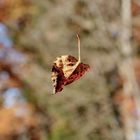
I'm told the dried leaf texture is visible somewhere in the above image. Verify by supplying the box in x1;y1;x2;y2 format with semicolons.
52;55;90;93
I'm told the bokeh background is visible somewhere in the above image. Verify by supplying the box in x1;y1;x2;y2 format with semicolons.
0;0;140;140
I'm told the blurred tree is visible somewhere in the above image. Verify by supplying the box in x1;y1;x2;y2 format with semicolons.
3;0;140;140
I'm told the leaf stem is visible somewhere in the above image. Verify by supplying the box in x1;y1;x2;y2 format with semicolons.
77;34;81;62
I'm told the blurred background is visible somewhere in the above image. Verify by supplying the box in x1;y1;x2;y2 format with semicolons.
0;0;140;140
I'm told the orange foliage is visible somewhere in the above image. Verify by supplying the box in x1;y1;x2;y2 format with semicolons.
0;0;33;22
132;1;140;16
0;62;23;91
0;104;39;138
